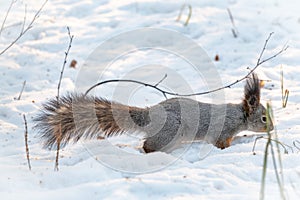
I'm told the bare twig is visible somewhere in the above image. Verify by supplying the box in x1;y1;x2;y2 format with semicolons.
85;33;288;97
227;8;238;38
255;33;288;68
54;124;62;171
85;78;170;97
0;0;48;56
23;114;31;171
176;4;192;26
252;135;264;155
55;26;74;171
281;66;289;108
252;136;292;155
293;140;300;152
57;26;74;101
155;74;168;99
21;4;27;35
0;0;17;36
154;74;167;87
15;80;26;100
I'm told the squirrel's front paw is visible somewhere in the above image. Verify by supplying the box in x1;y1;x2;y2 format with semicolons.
215;137;233;149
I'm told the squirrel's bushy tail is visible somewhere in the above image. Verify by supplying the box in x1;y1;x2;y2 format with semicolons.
33;94;149;149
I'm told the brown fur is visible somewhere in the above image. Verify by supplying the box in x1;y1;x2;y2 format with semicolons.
243;73;260;117
34;94;150;149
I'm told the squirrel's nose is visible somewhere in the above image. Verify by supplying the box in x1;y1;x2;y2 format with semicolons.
266;122;274;132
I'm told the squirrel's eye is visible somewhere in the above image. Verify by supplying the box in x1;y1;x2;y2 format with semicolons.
261;115;267;123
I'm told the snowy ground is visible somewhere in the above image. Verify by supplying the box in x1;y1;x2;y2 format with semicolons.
1;0;300;199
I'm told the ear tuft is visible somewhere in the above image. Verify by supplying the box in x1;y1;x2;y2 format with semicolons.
249;96;257;106
243;73;261;116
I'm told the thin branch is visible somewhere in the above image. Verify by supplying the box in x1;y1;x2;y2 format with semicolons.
227;8;238;38
21;4;27;35
85;78;170;97
252;136;292;155
154;74;168;99
252;135;264;155
0;0;17;36
293;140;300;152
15;80;26;100
154;74;167;87
57;26;74;101
85;33;288;97
176;4;192;26
54;124;62;171
248;33;288;82
254;34;288;69
23;114;31;171
256;32;274;66
0;0;48;56
55;26;74;171
281;66;289;108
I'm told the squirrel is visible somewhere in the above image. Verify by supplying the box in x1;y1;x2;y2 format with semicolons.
34;73;273;153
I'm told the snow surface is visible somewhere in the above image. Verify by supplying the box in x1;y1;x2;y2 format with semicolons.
1;0;300;199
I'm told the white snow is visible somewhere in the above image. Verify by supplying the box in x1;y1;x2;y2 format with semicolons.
1;0;300;199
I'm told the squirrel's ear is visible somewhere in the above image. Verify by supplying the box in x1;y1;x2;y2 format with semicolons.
243;73;261;116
